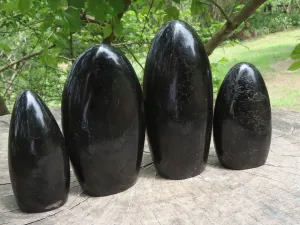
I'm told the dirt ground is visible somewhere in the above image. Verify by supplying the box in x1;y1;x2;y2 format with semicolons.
264;58;300;111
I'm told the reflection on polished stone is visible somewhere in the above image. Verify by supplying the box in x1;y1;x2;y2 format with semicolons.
62;44;145;196
8;90;70;213
143;20;213;180
213;63;272;170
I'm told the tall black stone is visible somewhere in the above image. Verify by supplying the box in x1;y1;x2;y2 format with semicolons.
143;20;213;179
8;90;70;213
62;44;145;196
213;63;272;170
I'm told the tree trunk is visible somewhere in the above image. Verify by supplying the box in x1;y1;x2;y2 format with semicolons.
205;0;267;55
0;95;9;116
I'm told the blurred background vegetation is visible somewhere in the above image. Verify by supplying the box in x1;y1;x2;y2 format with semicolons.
0;0;300;115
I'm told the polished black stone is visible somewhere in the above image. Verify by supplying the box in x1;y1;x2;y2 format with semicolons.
143;20;213;180
213;63;272;170
8;90;70;213
62;44;145;197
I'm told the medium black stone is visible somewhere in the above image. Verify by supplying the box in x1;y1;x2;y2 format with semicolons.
213;63;272;170
143;20;213;180
8;90;70;213
62;44;145;197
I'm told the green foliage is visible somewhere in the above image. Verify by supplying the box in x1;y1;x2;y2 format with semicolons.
18;0;31;13
62;7;82;32
289;61;300;71
289;44;300;71
250;0;300;35
109;0;125;14
291;44;300;59
249;12;300;34
0;0;282;109
210;28;300;99
210;57;229;97
191;0;204;16
0;42;11;52
265;0;295;6
164;6;179;22
69;0;85;8
113;19;123;37
103;24;113;38
46;0;63;10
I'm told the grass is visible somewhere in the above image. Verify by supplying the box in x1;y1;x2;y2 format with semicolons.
209;28;300;111
130;29;300;110
131;29;300;82
272;89;300;108
209;28;300;79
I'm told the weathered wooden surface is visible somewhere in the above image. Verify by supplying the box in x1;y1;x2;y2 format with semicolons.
0;108;300;225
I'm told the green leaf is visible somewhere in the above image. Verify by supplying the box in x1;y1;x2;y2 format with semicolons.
87;0;98;9
191;0;203;16
172;0;180;3
103;24;112;39
63;8;82;32
291;44;300;59
163;15;170;23
164;6;179;20
236;4;244;9
288;61;300;71
41;48;57;67
154;0;166;12
51;32;69;48
2;1;18;14
41;17;54;30
139;5;150;15
0;1;19;15
88;0;102;14
69;0;85;8
87;0;106;21
46;0;62;10
43;54;57;67
291;54;300;60
94;3;107;22
0;43;11;52
18;0;30;13
114;19;123;37
204;11;212;22
109;0;124;14
218;57;228;64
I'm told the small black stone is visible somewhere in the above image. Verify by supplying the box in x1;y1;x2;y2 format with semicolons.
8;90;70;213
62;44;145;196
213;63;272;170
143;20;213;179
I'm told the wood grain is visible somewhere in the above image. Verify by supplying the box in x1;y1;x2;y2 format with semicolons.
1;108;300;225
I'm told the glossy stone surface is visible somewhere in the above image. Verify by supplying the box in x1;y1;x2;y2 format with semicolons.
62;44;145;196
143;20;213;180
8;90;70;213
213;63;272;170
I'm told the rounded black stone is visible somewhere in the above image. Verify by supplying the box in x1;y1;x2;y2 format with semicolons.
8;90;70;213
143;20;213;180
62;44;145;197
213;63;272;170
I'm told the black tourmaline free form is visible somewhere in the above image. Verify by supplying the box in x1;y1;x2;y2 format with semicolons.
62;44;145;196
143;20;213;179
213;62;272;170
8;90;70;213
